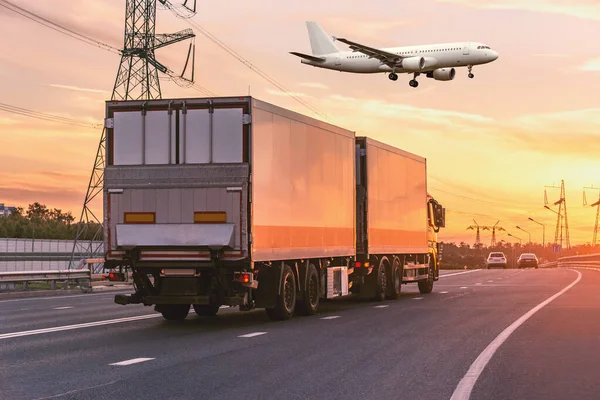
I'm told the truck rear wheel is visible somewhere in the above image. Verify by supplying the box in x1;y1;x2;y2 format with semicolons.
265;264;296;321
296;263;319;316
193;303;220;317
374;259;388;302
418;261;434;294
387;259;402;300
157;304;190;321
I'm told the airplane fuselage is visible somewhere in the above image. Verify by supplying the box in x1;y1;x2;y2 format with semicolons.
300;42;498;74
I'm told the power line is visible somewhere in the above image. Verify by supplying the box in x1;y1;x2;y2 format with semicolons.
0;102;101;129
160;1;332;122
1;0;219;97
0;0;121;54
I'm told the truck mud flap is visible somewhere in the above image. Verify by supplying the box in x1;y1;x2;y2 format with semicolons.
254;264;281;309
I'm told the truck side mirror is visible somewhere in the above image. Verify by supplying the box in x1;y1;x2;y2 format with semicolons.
435;206;446;228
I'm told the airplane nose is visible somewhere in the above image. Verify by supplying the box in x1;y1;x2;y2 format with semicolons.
491;51;499;61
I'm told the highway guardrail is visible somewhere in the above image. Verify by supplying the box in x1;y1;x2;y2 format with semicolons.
0;269;92;291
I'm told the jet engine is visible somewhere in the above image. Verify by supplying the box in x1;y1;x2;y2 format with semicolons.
426;68;456;81
399;57;425;71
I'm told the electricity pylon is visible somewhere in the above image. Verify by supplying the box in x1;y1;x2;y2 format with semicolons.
544;180;570;252
70;0;197;270
583;185;600;247
466;219;482;246
482;220;505;247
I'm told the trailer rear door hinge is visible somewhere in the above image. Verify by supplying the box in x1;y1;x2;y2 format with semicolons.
242;114;251;124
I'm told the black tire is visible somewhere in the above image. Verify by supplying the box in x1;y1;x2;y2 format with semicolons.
374;260;388;302
158;304;190;321
297;263;320;316
387;258;402;300
265;264;297;321
418;261;434;294
193;303;220;317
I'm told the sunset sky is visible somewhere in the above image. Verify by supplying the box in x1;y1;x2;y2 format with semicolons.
1;0;599;246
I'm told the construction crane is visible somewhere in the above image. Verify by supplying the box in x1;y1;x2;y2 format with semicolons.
70;0;198;270
583;185;600;247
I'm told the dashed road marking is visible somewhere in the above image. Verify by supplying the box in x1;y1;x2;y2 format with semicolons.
320;316;341;320
440;291;449;294
450;269;582;400
374;305;389;308
476;283;482;286
109;358;155;366
0;314;161;341
460;287;468;289
488;280;494;283
238;332;267;338
440;270;481;278
52;306;73;310
413;297;424;300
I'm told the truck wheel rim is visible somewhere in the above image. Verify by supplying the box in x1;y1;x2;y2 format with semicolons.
284;276;294;312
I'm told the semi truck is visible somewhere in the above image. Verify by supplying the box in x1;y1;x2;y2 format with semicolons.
103;96;445;321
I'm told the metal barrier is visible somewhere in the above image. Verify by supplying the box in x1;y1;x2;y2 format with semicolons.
0;269;92;291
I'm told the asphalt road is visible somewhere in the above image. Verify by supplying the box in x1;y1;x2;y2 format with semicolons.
0;267;597;400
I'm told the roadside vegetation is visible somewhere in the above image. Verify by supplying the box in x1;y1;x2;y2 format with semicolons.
0;202;102;240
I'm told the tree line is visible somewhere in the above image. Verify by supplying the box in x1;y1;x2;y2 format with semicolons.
0;202;102;240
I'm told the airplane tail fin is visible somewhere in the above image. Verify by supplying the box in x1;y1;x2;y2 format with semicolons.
306;21;340;55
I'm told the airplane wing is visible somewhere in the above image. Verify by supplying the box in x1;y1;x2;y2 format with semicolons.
333;37;404;65
289;52;326;63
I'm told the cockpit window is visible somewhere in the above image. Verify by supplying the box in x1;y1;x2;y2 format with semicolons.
477;45;491;49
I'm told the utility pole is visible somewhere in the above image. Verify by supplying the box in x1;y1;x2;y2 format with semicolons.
544;180;570;255
466;219;481;246
528;217;545;257
482;220;505;247
70;0;197;270
583;185;600;247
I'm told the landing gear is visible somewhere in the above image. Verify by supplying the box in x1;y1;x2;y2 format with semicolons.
468;65;474;79
388;72;398;81
409;72;420;88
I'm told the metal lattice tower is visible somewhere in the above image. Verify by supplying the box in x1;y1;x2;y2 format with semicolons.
544;180;570;252
466;219;481;246
583;186;600;246
70;0;197;270
482;220;505;247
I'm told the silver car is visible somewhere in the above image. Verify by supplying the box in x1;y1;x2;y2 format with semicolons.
487;252;507;269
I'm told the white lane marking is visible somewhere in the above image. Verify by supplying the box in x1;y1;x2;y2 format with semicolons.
475;283;482;286
440;270;481;278
320;316;341;320
52;306;74;310
450;269;582;400
413;297;424;300
238;332;267;338
374;305;389;308
109;358;155;366
460;287;468;289
440;291;449;294
488;280;494;283
0;291;130;304
0;314;161;341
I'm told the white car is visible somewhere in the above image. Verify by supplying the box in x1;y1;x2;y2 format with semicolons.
487;252;507;269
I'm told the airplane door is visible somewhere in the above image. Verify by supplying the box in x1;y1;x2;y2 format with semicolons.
462;44;470;55
335;54;341;66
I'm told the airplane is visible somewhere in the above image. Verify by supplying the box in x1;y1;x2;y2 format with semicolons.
290;21;499;87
